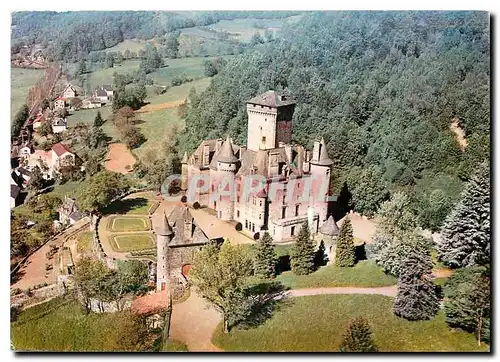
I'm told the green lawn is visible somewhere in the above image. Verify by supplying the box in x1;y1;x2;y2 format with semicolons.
76;231;93;253
149;57;208;86
11;297;142;351
108;216;150;232
102;196;154;216
109;234;154;252
146;77;211;105
101;39;148;54
11;67;45;118
276;260;397;289
213;294;488;352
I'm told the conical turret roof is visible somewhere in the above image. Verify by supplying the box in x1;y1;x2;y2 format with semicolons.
157;211;173;236
215;136;239;163
319;215;339;236
181;151;188;164
312;137;334;166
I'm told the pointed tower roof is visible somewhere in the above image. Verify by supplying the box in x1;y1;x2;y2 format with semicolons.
181;151;188;164
311;137;334;166
215;136;239;163
157;211;173;236
319;215;340;236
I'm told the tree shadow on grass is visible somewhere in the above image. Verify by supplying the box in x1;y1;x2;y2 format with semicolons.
236;281;292;330
101;197;149;215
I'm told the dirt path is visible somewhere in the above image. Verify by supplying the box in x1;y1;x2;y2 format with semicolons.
104;143;136;175
136;100;186;113
170;285;398;352
169;291;222;352
450;118;468;152
11;219;89;290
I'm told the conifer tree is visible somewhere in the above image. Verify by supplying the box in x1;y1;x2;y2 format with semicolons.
314;240;328;267
393;248;440;321
444;267;490;345
335;217;355;267
290;222;315;275
254;232;278;279
339;317;378;352
437;161;490;268
93;111;104;128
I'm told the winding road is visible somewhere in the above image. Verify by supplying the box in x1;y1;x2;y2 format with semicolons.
169;285;398;352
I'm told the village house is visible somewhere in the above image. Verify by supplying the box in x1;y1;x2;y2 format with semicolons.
182;91;333;242
27;149;52;179
51;117;68;134
58;196;85;226
62;84;77;99
51;142;75;173
81;98;103;109
11;185;22;209
54;97;66;110
32;108;51;130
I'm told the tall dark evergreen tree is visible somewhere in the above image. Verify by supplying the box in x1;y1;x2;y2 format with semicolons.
290;222;315;275
93;111;104;128
339;317;378;352
393;248;440;321
335;217;355;267
437;161;490;268
444;267;490;345
314;240;328;267
254;232;278;279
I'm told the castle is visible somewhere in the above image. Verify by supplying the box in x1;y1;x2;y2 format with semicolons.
180;91;334;242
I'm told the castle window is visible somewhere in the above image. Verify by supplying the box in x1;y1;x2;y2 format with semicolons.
262;136;266;143
245;220;248;229
259;214;262;220
237;210;240;218
214;201;217;209
237;196;240;203
282;207;286;218
291;226;295;236
295;205;299;216
252;224;255;232
259;200;263;207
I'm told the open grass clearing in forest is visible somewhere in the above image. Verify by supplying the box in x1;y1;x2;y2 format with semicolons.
109;234;154;252
137;100;186;113
104;143;136;174
107;215;150;232
212;294;488;352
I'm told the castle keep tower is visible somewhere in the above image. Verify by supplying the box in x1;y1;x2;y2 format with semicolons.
310;137;334;224
156;211;173;292
211;136;238;221
246;90;296;151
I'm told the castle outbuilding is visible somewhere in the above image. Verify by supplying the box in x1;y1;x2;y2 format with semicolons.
182;91;334;242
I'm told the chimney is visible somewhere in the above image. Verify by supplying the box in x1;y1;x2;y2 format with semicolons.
215;138;223;155
203;143;210;166
312;141;320;161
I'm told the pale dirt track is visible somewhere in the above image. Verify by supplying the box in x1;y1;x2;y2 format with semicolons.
104;143;136;174
136;99;186;113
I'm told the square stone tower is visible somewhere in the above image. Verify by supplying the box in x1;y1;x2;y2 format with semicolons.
246;91;296;151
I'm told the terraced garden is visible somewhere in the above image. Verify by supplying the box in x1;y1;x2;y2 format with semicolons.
109;234;154;252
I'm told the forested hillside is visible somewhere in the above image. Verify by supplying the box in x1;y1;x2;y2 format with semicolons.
180;11;490;229
11;11;300;62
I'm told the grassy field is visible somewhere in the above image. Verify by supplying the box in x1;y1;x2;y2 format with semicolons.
149;57;209;86
108;216;150;232
66;107;117;139
212;294;488;352
162;339;189;352
86;60;141;89
76;231;93;253
102;39;148;54
276;260;397;289
11;297;142;351
109;234;154;252
11;68;45;118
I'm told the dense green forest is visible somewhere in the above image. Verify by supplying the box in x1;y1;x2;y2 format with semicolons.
11;11;300;62
180;11;490;229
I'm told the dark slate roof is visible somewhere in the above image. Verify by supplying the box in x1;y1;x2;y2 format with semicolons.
94;88;108;97
168;205;209;247
17;167;31;177
157;211;174;236
214;136;239;164
11;184;21;199
319;215;340;236
311;138;333;166
247;90;296;108
69;210;85;221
